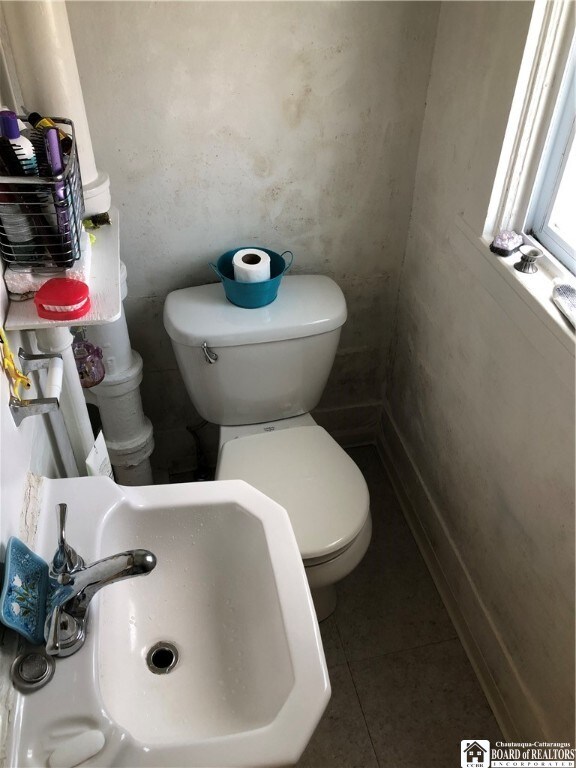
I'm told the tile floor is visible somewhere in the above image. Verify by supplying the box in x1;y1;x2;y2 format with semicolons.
296;446;502;768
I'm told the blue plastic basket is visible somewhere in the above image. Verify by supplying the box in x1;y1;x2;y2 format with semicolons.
210;248;293;309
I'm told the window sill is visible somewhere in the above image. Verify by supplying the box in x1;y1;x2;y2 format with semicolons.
454;215;574;388
493;230;574;337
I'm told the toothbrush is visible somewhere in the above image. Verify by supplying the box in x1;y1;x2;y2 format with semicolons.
44;126;73;267
28;128;62;245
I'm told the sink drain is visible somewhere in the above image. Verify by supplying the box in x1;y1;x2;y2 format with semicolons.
146;642;179;674
11;651;55;693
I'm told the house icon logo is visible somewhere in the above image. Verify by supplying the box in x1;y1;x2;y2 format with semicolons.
461;740;490;768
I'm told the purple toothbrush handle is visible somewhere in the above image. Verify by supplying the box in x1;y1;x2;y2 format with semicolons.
45;127;72;265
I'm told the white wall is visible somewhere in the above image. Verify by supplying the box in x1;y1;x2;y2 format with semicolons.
66;0;440;466
383;1;575;741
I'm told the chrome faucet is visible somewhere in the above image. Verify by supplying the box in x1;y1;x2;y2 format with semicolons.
45;503;157;657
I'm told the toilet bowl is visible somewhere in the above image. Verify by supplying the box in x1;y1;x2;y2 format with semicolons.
216;415;371;620
164;275;372;620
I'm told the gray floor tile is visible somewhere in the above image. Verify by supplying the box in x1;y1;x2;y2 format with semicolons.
350;639;502;767
152;467;170;485
335;447;456;662
297;663;379;768
319;615;347;669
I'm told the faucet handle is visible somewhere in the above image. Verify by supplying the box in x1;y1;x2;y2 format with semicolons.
45;605;62;656
52;503;84;576
45;604;83;657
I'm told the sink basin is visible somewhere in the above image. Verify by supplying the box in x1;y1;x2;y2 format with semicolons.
99;498;296;744
7;478;330;767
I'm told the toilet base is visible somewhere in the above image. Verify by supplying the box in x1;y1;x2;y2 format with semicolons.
311;585;337;622
305;514;372;622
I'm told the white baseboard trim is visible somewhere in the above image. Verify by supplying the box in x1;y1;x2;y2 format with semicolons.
377;405;525;741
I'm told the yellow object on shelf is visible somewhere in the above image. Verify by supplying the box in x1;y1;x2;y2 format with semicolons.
0;325;31;400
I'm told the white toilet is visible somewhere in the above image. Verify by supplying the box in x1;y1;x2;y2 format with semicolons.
164;274;371;620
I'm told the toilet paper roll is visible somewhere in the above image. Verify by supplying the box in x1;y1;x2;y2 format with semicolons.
232;248;271;283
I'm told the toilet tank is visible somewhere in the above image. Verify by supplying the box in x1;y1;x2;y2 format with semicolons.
163;275;347;426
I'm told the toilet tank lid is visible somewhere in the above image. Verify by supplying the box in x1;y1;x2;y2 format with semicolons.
164;275;347;347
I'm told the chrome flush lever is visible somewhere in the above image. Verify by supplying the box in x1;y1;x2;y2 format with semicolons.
201;342;218;364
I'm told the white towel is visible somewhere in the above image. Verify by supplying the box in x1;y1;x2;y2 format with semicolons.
4;227;92;296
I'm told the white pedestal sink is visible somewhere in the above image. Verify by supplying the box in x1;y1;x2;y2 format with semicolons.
6;477;330;767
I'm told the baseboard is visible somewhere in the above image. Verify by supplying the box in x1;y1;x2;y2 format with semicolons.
377;405;523;741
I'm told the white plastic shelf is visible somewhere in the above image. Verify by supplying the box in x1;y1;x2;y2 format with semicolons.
5;207;121;331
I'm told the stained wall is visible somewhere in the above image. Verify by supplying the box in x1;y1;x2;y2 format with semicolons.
66;1;440;467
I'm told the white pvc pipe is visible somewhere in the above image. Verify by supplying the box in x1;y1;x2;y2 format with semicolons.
87;264;154;485
35;326;94;476
44;357;64;400
86;265;133;377
2;1;110;215
89;352;154;484
114;461;154;487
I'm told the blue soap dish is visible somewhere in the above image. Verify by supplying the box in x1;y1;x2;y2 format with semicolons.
0;537;49;645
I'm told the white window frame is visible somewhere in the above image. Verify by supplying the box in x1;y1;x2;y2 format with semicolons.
526;44;575;273
485;0;575;263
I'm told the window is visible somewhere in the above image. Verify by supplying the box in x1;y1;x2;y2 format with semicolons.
485;0;575;277
526;44;575;274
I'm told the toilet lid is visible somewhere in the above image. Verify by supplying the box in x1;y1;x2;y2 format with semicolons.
217;426;370;560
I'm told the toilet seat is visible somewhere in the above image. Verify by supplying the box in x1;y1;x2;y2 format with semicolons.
216;426;370;561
